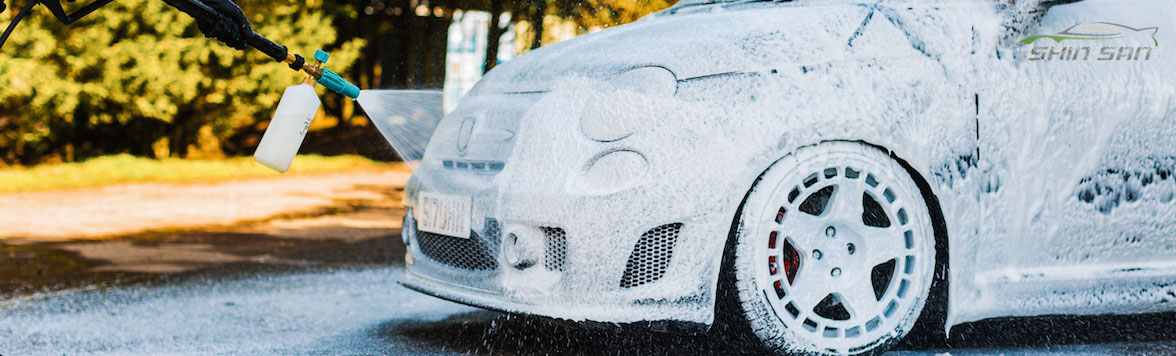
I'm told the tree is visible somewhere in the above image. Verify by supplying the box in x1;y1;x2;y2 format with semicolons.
483;0;506;73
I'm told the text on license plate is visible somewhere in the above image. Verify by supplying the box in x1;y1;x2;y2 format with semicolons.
416;192;472;239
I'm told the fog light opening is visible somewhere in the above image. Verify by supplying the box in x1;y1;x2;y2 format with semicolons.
503;228;542;270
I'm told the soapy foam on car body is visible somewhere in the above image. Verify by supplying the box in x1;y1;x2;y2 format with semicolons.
395;0;1176;332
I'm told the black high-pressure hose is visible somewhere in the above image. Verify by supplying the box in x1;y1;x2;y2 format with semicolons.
2;0;116;49
0;0;39;49
0;0;284;64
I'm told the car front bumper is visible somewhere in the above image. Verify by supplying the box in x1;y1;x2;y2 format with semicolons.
397;86;755;325
398;171;726;325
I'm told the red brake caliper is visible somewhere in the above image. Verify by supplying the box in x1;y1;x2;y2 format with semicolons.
769;207;800;298
781;242;800;285
768;231;802;299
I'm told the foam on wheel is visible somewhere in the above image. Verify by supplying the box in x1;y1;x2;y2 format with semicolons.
728;142;937;355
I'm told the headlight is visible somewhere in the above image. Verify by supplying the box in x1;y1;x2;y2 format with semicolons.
579;66;678;142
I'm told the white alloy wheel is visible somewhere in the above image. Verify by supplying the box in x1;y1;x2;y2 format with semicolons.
730;142;936;355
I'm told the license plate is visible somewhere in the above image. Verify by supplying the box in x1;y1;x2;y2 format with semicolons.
416;192;472;239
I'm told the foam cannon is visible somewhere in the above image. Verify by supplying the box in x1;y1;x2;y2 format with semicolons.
252;49;355;173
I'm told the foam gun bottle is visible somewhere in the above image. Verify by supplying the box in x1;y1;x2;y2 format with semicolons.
253;50;359;173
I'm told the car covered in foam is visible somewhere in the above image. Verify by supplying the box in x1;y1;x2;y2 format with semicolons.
399;0;1176;354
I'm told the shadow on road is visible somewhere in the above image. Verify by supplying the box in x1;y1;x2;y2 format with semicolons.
901;311;1176;352
378;311;770;355
382;303;1176;355
0;182;408;299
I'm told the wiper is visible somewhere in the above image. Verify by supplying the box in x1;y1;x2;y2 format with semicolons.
667;0;792;14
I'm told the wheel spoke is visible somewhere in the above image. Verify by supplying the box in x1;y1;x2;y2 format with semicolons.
838;270;882;319
826;179;864;221
860;226;908;267
784;209;824;249
788;206;825;229
789;268;829;313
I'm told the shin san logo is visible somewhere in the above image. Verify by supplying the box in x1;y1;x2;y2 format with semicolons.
1021;22;1159;61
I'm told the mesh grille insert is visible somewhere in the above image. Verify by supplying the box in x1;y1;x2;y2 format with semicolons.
415;219;501;271
620;223;683;289
541;227;567;271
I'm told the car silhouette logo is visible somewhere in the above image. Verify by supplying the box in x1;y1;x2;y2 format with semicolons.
1021;22;1159;46
456;117;475;154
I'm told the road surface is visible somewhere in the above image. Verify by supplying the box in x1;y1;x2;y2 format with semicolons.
3;168;1175;355
3;261;1176;355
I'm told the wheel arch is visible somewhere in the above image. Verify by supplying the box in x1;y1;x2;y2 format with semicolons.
872;142;952;337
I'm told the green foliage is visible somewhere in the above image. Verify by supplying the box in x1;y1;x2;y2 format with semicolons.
549;0;678;28
0;0;364;163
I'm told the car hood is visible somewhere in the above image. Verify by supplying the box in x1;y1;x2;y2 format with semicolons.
469;3;869;95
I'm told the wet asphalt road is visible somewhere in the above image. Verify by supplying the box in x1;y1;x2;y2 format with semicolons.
3;239;1176;355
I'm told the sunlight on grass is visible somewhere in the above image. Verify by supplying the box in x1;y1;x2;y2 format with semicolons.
0;154;391;193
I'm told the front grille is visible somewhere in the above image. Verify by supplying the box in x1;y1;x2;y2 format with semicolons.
415;219;501;271
541;227;567;271
620;223;683;289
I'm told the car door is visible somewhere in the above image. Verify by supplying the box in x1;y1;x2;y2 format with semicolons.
975;0;1176;316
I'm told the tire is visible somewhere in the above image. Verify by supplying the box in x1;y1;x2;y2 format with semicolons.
727;142;937;355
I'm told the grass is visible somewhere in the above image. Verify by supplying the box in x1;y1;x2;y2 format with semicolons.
0;154;390;193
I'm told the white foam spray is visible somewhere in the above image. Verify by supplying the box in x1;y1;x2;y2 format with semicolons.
356;90;444;171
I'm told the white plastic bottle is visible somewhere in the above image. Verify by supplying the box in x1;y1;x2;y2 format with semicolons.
253;84;322;173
